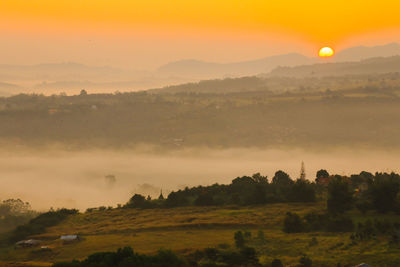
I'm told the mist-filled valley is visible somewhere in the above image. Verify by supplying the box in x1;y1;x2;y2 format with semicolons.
1;148;400;211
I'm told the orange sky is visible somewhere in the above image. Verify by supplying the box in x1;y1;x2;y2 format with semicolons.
1;0;400;68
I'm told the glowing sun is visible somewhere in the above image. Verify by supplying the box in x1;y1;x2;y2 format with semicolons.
319;47;335;58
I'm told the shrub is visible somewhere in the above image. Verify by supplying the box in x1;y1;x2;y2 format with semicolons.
283;212;304;233
234;231;245;248
271;259;284;267
298;255;312;267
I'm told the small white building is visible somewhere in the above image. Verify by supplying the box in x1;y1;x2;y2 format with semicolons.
60;235;79;242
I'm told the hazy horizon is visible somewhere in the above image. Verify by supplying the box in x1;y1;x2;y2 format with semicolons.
2;0;400;70
1;41;400;71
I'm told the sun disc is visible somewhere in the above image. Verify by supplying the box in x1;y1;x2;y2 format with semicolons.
319;47;334;58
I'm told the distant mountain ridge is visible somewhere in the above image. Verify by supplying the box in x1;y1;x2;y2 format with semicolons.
0;62;123;81
157;43;400;79
157;53;317;78
1;43;400;96
334;43;400;62
268;55;400;77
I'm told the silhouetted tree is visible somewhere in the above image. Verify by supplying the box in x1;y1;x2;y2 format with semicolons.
369;173;400;213
316;169;329;182
272;171;293;186
127;194;146;208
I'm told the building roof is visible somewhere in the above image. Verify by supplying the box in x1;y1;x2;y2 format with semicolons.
60;235;79;240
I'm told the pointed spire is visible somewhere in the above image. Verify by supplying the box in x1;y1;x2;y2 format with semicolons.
158;189;164;200
300;161;306;180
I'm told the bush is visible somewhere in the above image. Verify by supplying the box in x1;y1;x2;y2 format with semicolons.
234;231;245;248
283;212;304;233
298;255;312;267
271;259;284;267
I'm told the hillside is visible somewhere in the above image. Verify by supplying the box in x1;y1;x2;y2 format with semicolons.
1;74;400;150
3;171;400;266
1;203;400;266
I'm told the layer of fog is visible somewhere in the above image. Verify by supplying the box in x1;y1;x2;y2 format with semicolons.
0;148;399;211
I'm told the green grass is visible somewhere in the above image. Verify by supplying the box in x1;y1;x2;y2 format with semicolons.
1;202;400;266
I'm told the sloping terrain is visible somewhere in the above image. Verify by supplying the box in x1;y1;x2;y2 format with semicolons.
2;202;400;266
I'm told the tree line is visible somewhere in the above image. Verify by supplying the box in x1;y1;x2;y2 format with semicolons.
124;170;400;215
124;171;316;209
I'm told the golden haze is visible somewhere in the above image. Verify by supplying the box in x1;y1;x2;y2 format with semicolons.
1;0;400;46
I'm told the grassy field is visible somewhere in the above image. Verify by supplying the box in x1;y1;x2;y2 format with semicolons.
1;202;400;266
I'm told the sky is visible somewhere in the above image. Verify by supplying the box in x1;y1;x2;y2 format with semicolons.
1;0;400;69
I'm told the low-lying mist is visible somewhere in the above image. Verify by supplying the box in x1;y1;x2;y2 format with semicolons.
1;147;399;211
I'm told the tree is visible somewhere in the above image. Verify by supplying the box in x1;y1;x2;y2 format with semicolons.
327;177;353;214
369;173;400;213
1;199;31;214
252;173;268;184
272;171;293;186
79;89;88;96
127;194;146;208
234;231;245;248
316;169;329;182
